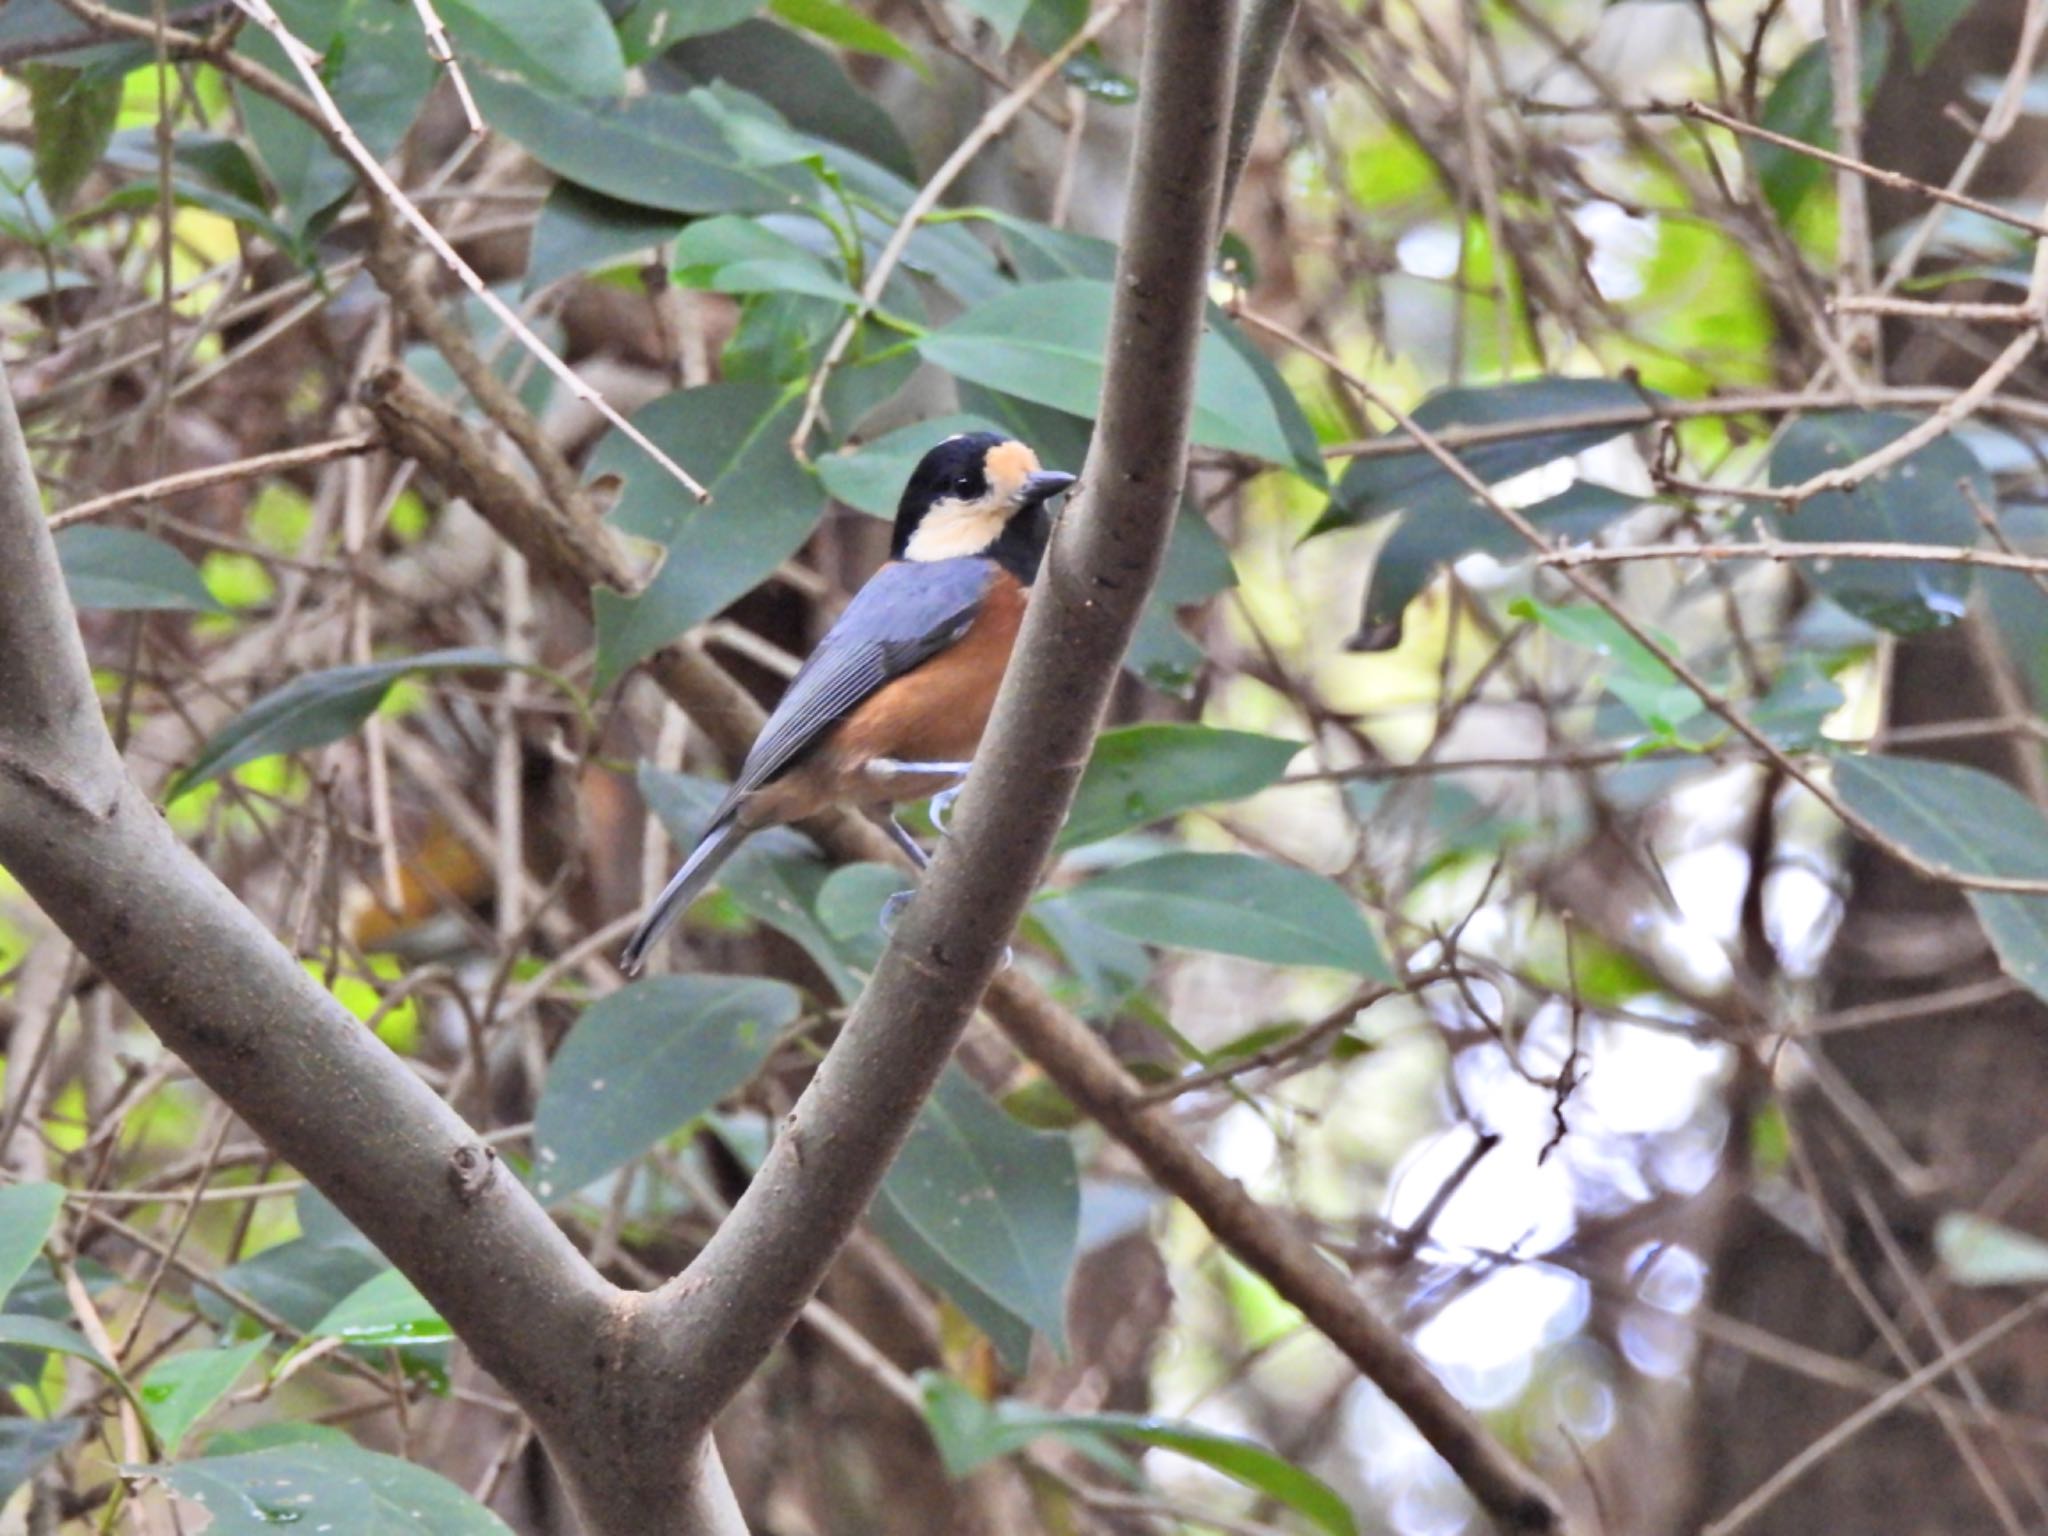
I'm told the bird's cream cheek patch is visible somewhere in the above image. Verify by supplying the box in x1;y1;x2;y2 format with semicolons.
903;440;1044;560
983;439;1041;503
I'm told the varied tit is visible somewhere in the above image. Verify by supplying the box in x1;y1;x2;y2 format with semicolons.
619;432;1077;975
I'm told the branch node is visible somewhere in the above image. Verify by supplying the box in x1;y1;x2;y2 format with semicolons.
448;1142;498;1205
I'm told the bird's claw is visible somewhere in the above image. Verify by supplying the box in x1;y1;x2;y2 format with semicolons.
878;888;915;937
930;784;963;835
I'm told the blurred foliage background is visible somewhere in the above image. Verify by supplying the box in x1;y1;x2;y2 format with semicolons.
6;0;2048;1530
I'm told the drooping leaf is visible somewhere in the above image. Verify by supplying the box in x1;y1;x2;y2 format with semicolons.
619;0;766;61
921;1374;1358;1536
920;279;1304;468
1835;755;2048;1005
139;1336;272;1456
652;17;918;178
1355;481;1641;651
1060;853;1391;977
24;63;122;212
1935;1211;2048;1286
0;1183;63;1301
56;526;227;614
590;381;824;691
0;1314;119;1382
1060;725;1299;850
524;182;680;294
670;213;860;303
1894;0;1972;70
203;1238;386;1338
167;647;522;799
1767;411;1986;633
1513;598;1705;738
882;1067;1079;1348
0;1418;88;1506
306;1270;451;1349
1319;376;1653;535
136;1440;515;1535
868;1190;1037;1373
532;973;800;1199
1753;17;1890;222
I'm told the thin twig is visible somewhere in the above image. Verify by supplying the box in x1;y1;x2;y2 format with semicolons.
407;0;482;136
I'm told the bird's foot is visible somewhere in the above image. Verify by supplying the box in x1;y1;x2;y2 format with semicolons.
929;784;963;835
879;888;915;936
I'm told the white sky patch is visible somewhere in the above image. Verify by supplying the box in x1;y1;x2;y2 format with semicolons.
1572;200;1658;302
1396;223;1464;281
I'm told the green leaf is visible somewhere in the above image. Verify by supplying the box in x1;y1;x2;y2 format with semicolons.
135;1441;515;1535
533;974;800;1198
818;414;1009;517
766;0;926;73
306;1270;451;1348
203;1239;386;1338
883;1067;1078;1347
139;1336;271;1456
0;1418;87;1506
473;75;812;216
919;279;1304;467
1355;481;1641;651
168;647;521;799
56;526;226;614
24;63;121;212
620;0;767;61
440;0;625;100
1767;411;1986;633
591;381;824;691
1835;755;2048;1005
0;1314;119;1381
921;1374;1358;1536
0;1183;63;1300
1893;0;1972;69
1061;725;1298;850
1061;853;1391;977
671;213;859;303
524;182;679;295
1319;376;1653;535
653;17;918;179
1513;598;1705;736
868;1190;1037;1373
1935;1211;2048;1286
1754;18;1890;222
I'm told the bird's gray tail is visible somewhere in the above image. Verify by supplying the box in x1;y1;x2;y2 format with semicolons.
619;818;745;975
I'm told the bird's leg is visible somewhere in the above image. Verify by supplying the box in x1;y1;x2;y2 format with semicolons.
876;811;930;870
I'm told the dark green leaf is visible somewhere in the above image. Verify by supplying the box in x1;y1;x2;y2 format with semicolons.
440;0;625;100
168;647;521;799
56;526;226;614
1894;0;1971;70
922;1374;1358;1536
0;1418;87;1506
473;75;811;216
1062;725;1298;850
0;1314;119;1380
652;17;918;179
533;973;799;1198
24;63;121;212
1320;376;1652;536
920;279;1305;467
1767;411;1985;633
1357;480;1640;650
1980;502;2048;700
139;1336;271;1456
0;1183;63;1301
671;213;859;302
1754;17;1890;222
883;1067;1078;1347
1835;755;2048;1004
136;1441;514;1535
306;1270;450;1348
524;182;679;294
814;861;912;973
204;1239;386;1338
620;0;766;60
1062;853;1390;977
1935;1211;2048;1286
868;1191;1037;1372
591;381;823;691
1030;897;1154;1018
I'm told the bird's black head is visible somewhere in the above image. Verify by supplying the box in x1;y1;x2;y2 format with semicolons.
890;432;1076;581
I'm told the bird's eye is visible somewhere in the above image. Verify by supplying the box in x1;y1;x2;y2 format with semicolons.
951;474;980;497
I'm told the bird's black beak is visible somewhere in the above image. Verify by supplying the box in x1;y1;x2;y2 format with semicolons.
1021;470;1078;507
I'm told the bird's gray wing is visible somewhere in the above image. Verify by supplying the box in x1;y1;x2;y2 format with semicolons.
711;557;996;817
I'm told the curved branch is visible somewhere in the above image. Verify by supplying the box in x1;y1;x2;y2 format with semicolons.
636;0;1244;1424
0;360;635;1519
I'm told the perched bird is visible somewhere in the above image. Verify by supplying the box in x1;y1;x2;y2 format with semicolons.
620;432;1076;974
